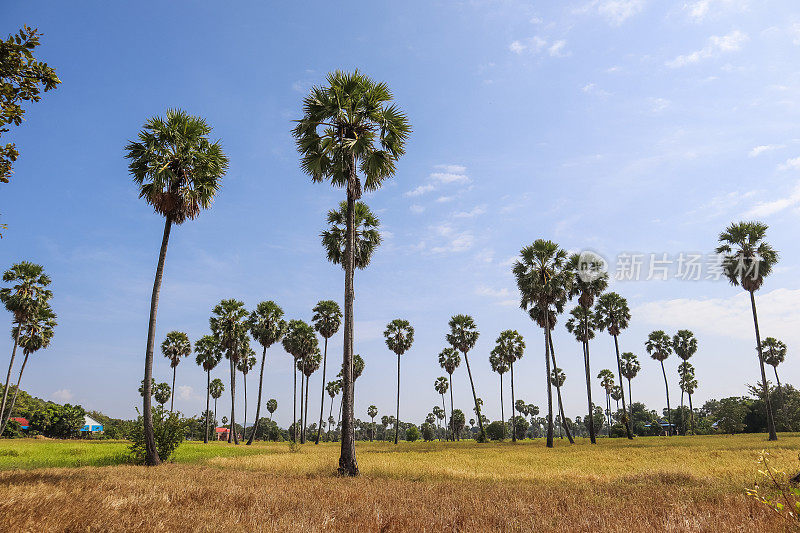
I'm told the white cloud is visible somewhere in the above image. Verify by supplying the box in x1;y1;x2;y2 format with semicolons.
582;83;611;97
649;97;671;112
404;184;435;197
435;164;466;173
549;40;568;57
666;30;748;68
475;285;511;298
431;172;470;184
576;0;646;25
745;180;800;217
453;206;486;218
52;389;74;402
778;157;800;171
475;248;494;263
500;255;518;267
791;22;800;45
177;385;197;401
685;0;749;22
409;204;425;214
436;196;454;203
405;165;469;201
508;36;547;55
430;225;474;253
749;144;785;157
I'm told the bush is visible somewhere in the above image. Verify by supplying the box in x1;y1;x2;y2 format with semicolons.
512;416;529;439
486;421;507;441
405;425;419;442
420;422;435;442
128;406;186;464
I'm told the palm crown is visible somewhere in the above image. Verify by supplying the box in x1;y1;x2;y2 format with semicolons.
598;369;615;392
209;378;224;399
645;330;673;362
550;367;566;388
311;300;342;339
209;299;249;363
248;301;287;349
161;331;191;368
237;349;256;375
434;376;449;395
672;330;697;361
565;305;597;343
446;315;479;353
489;351;509;375
567;252;609;309
125;109;229;224
438;347;461;374
321;201;382;269
13;302;56;355
715;221;779;292
1;261;52;324
761;337;786;368
620;352;641;380
595;292;630;336
194;335;222;372
384;319;414;356
282;320;318;361
513;240;571;314
494;329;525;366
297;348;322;377
338;354;365;381
326;380;342;398
367;405;378;418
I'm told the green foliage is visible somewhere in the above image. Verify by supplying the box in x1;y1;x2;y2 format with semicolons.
161;330;191;368
384;319;414;356
311;300;341;339
747;451;800;524
716;221;778;292
714;397;749;434
512;415;529;439
321;201;382;269
128;406;185;464
420;422;435;441
405;425;419;442
29;403;85;438
451;409;466;440
153;383;171;406
486;421;508;441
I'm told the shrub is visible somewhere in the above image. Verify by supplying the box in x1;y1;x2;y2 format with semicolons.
420;422;435;441
128;406;186;464
486;421;507;441
405;425;419;442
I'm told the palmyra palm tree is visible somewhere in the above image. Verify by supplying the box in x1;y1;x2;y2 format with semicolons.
194;334;222;443
595;292;634;440
513;239;572;448
610;385;622;412
321;201;382;270
566;251;608;444
438;347;460;441
325;380;341;440
210;378;224;432
0;261;52;436
266;398;277;423
493;329;524;442
154;382;172;408
246;301;286;445
385;319;414;444
446;314;485;441
161;330;191;413
209;299;249;445
678;361;698;435
760;337;787;391
645;330;674;435
620;352;641;410
598;369;615;434
298;347;322;443
432;404;445;437
672;329;697;435
237;348;256;441
367;405;378;441
0;301;56;434
294;70;410;476
716;220;779;441
126;109;229;465
434;377;449;439
488;349;509;434
282;320;318;443
312;300;342;444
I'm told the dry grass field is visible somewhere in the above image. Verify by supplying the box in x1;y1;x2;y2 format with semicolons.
0;434;798;532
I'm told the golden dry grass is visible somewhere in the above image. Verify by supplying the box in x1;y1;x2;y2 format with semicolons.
0;434;797;532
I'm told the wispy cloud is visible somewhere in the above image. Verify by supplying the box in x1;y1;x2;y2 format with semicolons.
549;40;568;57
475;285;511;298
778;156;800;171
453;205;486;218
685;0;749;22
749;144;785;157
409;204;425;214
52;389;74;402
509;36;547;55
404;184;436;197
576;0;647;25
666;30;748;67
745;180;800;217
405;165;470;198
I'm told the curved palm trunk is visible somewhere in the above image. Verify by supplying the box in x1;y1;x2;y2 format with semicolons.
510;362;516;442
142;216;172;464
299;364;306;444
612;334;633;440
773;367;782;391
543;324;554;448
499;373;505;439
247;346;268;445
228;356;239;444
0;351;28;434
582;338;596;444
751;291;778;441
395;353;400;444
338;188;358;476
548;333;574;444
660;360;671;436
462;350;484;440
242;372;248;442
0;326;22;429
315;338;329;444
170;366;176;413
447;373;454;441
204;369;210;444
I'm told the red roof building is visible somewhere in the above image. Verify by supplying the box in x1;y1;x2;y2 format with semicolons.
10;417;29;429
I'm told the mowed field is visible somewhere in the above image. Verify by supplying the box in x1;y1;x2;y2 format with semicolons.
0;434;797;532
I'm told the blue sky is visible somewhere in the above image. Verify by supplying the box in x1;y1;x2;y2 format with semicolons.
3;1;800;426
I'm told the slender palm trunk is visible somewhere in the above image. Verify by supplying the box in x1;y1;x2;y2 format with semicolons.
543;322;554;448
213;398;217;438
583;336;596;444
142;216;172;464
773;367;782;391
688;393;695;435
0;326;21;429
448;373;454;441
315;338;329;444
170;366;176;413
338;185;358;476
680;387;685;436
660;360;671;436
247;345;268;445
0;351;28;434
548;333;574;443
395;353;400;444
299;364;306;444
328;396;335;441
440;394;447;441
292;364;297;442
751;291;778;441
229;355;239;444
499;373;505;439
204;370;210;444
612;334;633;440
242;372;249;442
510;362;516;442
462;350;484;440
304;374;311;443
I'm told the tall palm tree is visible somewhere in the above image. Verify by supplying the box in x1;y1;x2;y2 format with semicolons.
446;315;484;441
620;352;641;411
0;302;56;434
161;331;191;413
493;330;524;442
209;299;249;445
598;369;615;434
325;380;341;440
566;251;608;443
716;220;779;441
645;330;674;436
282;319;318;443
384;319;414;444
438;347;460;441
210;378;224;433
488;349;509;431
246;301;287;445
761;337;787;390
367;405;378;441
565;306;599;443
126;110;229;465
672;329;697;435
312;300;342;444
194;334;222;443
266;399;277;423
237;348;256;441
677;361;697;435
0;262;52;435
321;201;382;269
595;292;634;440
513;239;572;448
294;71;410;476
298;347;322;443
550;368;567;439
434;377;449;439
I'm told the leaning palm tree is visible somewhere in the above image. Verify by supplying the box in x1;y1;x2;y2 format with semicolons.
209;299;249;445
760;337;786;391
298;347;322;443
446;315;484;441
294;70;410;476
438;347;460;441
565;305;599;443
161;331;191;413
645;330;674;436
0;302;56;433
566;251;608;443
488;349;509;433
325;380;341;440
598;369;615;434
513;239;572;448
367;405;378;441
194;334;222;443
595;292;633;440
237;348;257;441
620;352;641;410
434;377;449;439
672;329;697;436
716;220;779;441
0;262;53;436
210;378;224;432
493;330;524;442
312;300;342;444
384;319;414;445
282;319;318;443
246;301;287;445
126;109;229;464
